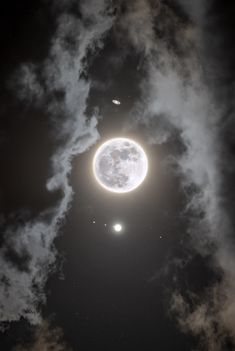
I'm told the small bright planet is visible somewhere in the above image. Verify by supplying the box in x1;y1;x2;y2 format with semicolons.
93;137;148;193
113;224;122;232
112;99;121;105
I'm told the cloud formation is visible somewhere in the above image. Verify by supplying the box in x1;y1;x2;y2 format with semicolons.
0;0;114;327
1;1;235;349
119;0;235;348
13;321;72;351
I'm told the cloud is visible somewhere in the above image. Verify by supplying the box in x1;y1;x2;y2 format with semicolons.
117;0;155;55
171;292;226;351
13;321;72;351
0;0;114;327
119;0;235;348
171;261;235;350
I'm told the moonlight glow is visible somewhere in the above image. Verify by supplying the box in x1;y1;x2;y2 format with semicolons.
113;224;122;232
93;137;148;193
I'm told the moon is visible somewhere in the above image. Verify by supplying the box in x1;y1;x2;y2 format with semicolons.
93;137;148;193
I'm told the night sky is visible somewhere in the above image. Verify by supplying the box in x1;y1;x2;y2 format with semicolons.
0;1;235;350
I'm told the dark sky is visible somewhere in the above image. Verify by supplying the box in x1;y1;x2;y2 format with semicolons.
0;1;235;351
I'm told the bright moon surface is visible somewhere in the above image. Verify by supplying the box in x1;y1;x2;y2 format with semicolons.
93;137;148;193
113;224;122;232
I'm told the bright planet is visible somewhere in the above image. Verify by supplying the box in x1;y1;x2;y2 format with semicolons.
113;224;122;232
93;137;148;193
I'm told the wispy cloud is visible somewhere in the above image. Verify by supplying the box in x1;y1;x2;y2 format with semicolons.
117;0;156;55
0;0;114;327
13;321;72;351
119;0;235;348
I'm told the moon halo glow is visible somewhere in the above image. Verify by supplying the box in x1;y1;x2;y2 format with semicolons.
93;137;148;193
113;224;122;232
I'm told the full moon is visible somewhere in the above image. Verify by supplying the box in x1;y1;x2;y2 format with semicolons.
93;137;148;193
